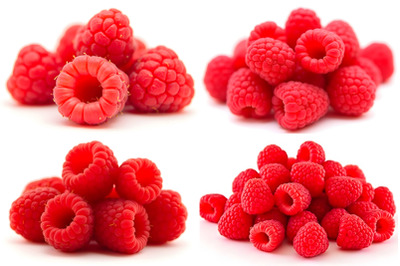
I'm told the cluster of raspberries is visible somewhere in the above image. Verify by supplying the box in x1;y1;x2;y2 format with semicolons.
200;141;396;258
7;8;195;125
9;141;187;254
204;8;394;130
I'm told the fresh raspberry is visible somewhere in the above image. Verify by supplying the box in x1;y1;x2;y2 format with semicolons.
129;45;195;112
53;55;129;125
200;193;227;223
74;8;134;68
360;42;394;82
232;168;260;194
344;164;366;182
307;194;332;222
246;37;296;85
7;44;62;105
285;157;297;171
232;39;248;69
241;179;274;215
247;21;286;47
337;214;374;250
254;207;288;227
291;63;326;88
225;192;242;211
217;203;253;240
115;158;163;205
296;140;325;164
348;57;382;86
286;210;318;242
41;192;94;252
290;162;325;197
285;8;321;48
249;220;285;252
346;201;379;218
295;28;345;74
358;182;375;202
93;198;150;254
9;187;59;242
325;176;363;208
62;141;119;202
274;182;311;216
327;65;376;116
272;81;329;130
55;24;83;63
23;177;65;194
293;222;329;258
257;144;288;170
372;186;396;215
322;160;346;179
226;68;273;118
144;190;187;244
203;55;235;102
259;163;290;193
362;209;395;243
320;208;348;240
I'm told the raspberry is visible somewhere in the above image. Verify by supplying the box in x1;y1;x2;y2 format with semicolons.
55;24;83;63
320;208;348;239
9;187;60;242
119;37;148;74
259;163;290;193
344;164;366;182
322;160;346;179
257;144;288;170
203;55;235;102
241;179;274;215
285;8;321;48
53;55;129;125
325;176;363;208
246;37;296;85
232;168;260;194
362;209;395;243
346;201;379;218
286;210;318;242
272;81;329;130
293;222;329;258
290;162;325;197
217;203;253;240
337;214;374;250
93;198;150;254
232;39;248;69
274;182;311;216
129;45;195;112
254;207;288;227
7;44;61;105
372;186;396;215
62;141;118;202
360;42;394;82
247;21;286;47
327;65;376;116
226;68;273;118
307;194;332;222
349;57;382;86
225;192;241;211
144;190;187;244
291;63;326;88
200;193;227;223
41;192;94;252
115;158;163;205
23;177;65;194
285;157;297;171
249;220;285;252
296;140;325;164
358;182;375;202
74;8;134;68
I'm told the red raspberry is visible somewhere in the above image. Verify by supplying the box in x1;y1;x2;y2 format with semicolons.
346;201;379;218
320;208;348;240
53;55;129;125
232;168;260;194
291;63;326;88
296;140;325;164
7;44;61;105
115;158;163;205
344;164;366;182
246;37;296;85
307;194;332;222
241;179;274;215
41;192;94;252
327;65;376;116
286;210;318;242
362;209;395;243
9;187;59;242
74;8;134;68
290;162;325;197
232;39;248;69
274;182;311;216
272;81;329;130
199;193;227;223
254;207;288;227
247;21;286;47
217;203;253;240
259;163;290;193
225;192;241;211
129;46;195;112
293;222;329;258
119;37;148;74
23;177;65;194
325;176;363;208
349;57;382;86
55;24;83;63
62;141;119;202
226;68;273;118
372;186;396;215
337;214;374;250
144;190;187;244
285;8;321;48
360;42;394;82
358;182;375;202
286;157;297;171
249;220;285;252
322;160;346;179
93;198;150;254
257;144;288;170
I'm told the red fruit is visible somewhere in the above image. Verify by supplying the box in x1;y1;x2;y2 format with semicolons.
204;55;235;102
217;203;253;240
232;168;260;194
325;176;363;208
321;208;348;240
293;222;329;258
323;160;346;179
257;144;288;170
285;8;321;48
290;162;325;197
360;42;394;82
224;192;241;211
250;220;285;252
344;164;366;183
241;179;274;215
259;163;290;193
296;140;325;164
363;209;395;243
23;177;65;194
200;194;227;223
347;201;379;218
358;182;375;202
307;194;332;222
337;214;374;250
274;182;311;216
254;207;288;227
286;210;318;242
349;57;382;85
372;186;396;215
291;63;326;88
55;24;83;63
232;39;248;69
247;21;286;47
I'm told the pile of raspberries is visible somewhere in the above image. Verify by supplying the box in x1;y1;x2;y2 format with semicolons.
204;8;394;130
199;141;396;258
7;8;195;125
9;141;187;254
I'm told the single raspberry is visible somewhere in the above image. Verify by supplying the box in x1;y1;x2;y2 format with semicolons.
348;57;382;86
285;8;321;48
372;186;396;215
41;192;94;252
247;21;286;47
323;160;346;179
55;24;83;63
254;207;288;227
259;163;290;193
129;45;195;112
286;210;318;242
200;193;227;223
241;179;274;215
274;182;311;216
291;63;326;88
93;198;150;254
225;192;242;211
204;55;235;102
360;42;394;82
286;157;297;171
344;164;366;183
9;187;60;242
290;162;325;197
74;8;134;68
226;68;273;118
217;203;253;240
246;37;296;85
53;55;129;125
232;168;260;194
62;141;119;202
307;194;332;222
325;176;363;208
293;222;329;258
362;209;395;243
7;44;62;105
232;39;248;69
296;140;325;164
346;201;379;218
115;158;163;205
320;208;348;240
257;144;288;170
358;182;375;202
337;214;374;250
272;81;329;130
327;65;376;116
249;220;285;252
23;177;65;194
144;190;187;244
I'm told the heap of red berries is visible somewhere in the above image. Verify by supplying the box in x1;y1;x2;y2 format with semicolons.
204;8;394;130
200;141;396;258
7;8;195;125
9;141;187;254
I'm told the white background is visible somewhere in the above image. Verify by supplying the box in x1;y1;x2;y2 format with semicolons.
0;0;399;265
